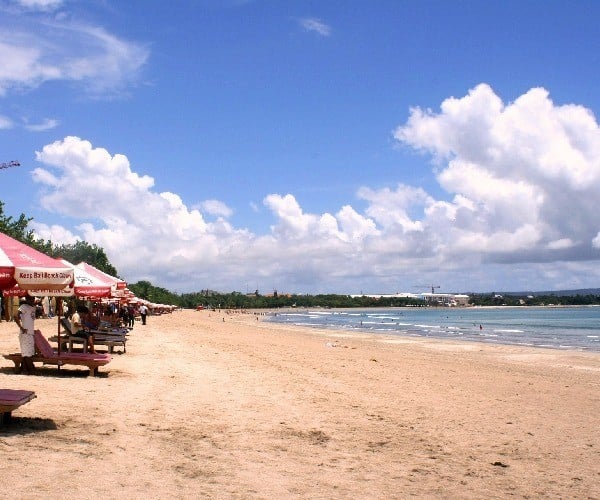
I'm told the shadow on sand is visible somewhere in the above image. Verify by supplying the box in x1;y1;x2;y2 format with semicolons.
0;415;58;434
0;366;108;378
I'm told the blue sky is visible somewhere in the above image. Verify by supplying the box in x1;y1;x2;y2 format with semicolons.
1;0;600;294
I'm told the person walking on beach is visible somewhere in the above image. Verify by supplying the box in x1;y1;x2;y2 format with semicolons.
139;304;148;325
14;295;36;374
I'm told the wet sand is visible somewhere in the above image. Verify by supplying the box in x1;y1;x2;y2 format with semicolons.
1;309;599;499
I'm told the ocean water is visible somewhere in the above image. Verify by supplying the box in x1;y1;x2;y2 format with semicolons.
266;306;600;352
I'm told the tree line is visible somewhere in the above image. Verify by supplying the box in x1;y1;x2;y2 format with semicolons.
177;291;425;310
179;291;600;309
467;293;600;307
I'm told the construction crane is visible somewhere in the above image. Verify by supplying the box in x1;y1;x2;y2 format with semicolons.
414;284;441;294
0;160;20;170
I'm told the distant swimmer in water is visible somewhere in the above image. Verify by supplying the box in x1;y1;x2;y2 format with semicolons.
479;324;483;330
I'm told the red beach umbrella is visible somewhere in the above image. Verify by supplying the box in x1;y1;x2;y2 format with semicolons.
60;259;112;298
4;259;113;299
76;262;126;296
0;232;74;291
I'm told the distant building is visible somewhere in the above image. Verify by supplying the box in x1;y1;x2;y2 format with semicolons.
421;293;470;307
350;292;471;307
349;292;421;299
452;294;470;306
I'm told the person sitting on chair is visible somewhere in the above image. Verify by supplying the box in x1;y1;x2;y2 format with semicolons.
82;308;100;331
71;305;95;353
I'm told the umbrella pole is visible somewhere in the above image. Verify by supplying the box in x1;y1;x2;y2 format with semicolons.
57;298;62;357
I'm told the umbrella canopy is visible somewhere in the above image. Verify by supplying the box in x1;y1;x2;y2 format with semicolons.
61;259;113;298
76;262;126;296
3;259;114;299
0;232;74;291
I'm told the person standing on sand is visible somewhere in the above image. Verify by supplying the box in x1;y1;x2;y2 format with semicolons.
42;296;50;318
14;295;36;374
139;304;148;325
127;305;135;328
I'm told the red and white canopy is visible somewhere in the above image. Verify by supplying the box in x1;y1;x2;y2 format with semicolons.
76;262;127;296
61;259;113;298
0;232;74;291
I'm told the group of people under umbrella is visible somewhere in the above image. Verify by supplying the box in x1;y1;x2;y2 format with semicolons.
0;231;169;375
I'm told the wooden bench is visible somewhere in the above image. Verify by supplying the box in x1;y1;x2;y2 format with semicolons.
59;318;128;353
49;334;127;354
0;389;36;424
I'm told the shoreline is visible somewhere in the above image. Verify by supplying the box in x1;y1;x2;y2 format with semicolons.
259;306;600;353
1;309;599;498
249;303;600;310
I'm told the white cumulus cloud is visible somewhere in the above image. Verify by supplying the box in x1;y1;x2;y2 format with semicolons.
26;83;600;292
394;83;600;265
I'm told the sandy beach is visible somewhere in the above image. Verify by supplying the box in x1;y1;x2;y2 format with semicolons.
0;309;599;499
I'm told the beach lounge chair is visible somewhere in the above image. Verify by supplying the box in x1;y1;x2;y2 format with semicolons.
3;330;112;377
58;317;128;353
0;389;36;424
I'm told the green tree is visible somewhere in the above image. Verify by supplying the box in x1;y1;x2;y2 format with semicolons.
128;280;180;305
0;201;52;252
0;201;32;239
52;240;119;277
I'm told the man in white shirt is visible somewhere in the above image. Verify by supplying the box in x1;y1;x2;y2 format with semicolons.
71;308;82;331
14;295;36;374
139;304;148;325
